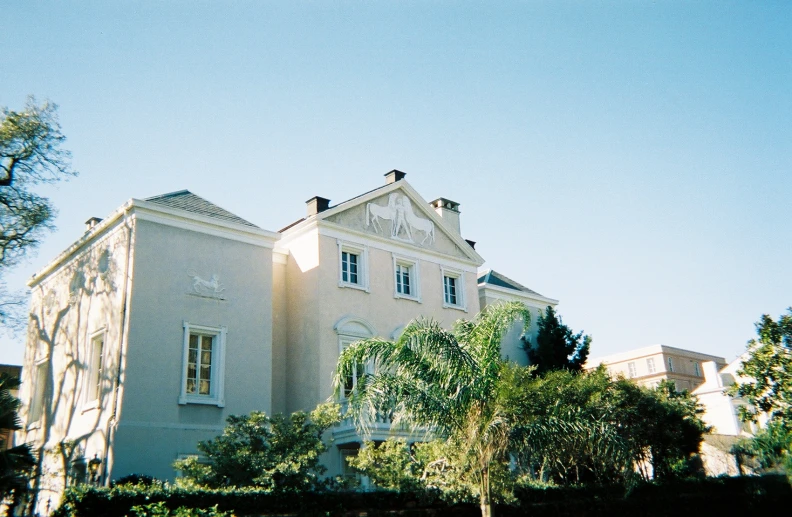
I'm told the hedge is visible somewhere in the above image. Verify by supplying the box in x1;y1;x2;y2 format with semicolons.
54;475;792;517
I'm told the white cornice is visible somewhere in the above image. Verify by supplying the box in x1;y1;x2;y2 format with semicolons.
317;223;480;271
477;283;559;307
28;198;280;287
586;344;728;368
131;199;280;245
28;203;131;287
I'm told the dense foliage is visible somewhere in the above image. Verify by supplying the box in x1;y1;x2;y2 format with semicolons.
524;306;590;374
728;308;792;478
730;308;792;424
335;303;708;517
335;301;531;517
173;403;340;491
0;372;36;509
348;368;708;498
53;475;792;517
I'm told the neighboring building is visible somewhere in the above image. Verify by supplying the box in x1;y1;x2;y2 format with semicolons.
1;364;22;451
17;171;555;512
586;345;727;392
692;354;770;436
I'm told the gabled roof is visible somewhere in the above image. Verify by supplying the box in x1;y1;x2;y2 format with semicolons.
477;269;545;297
280;178;484;265
277;182;391;233
145;190;260;229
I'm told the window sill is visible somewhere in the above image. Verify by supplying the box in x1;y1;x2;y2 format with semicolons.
178;396;225;407
394;293;421;303
443;302;467;312
338;281;369;293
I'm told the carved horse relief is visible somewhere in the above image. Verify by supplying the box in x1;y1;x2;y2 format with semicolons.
365;193;435;246
187;270;226;298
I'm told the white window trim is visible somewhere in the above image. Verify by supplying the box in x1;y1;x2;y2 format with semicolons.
179;322;226;407
337;239;369;292
627;361;637;378
392;254;421;302
27;357;49;429
440;266;467;312
646;357;656;375
82;328;106;411
667;357;674;373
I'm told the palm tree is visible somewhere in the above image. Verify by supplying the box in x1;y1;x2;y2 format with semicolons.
0;372;36;511
333;301;530;517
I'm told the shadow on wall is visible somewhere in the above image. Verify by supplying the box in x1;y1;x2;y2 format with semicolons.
24;226;130;512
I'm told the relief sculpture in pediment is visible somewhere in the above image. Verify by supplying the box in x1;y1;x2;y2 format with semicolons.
365;193;435;246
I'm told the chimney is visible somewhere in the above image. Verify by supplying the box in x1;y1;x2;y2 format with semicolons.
430;198;461;234
85;217;103;232
306;196;331;217
384;169;406;184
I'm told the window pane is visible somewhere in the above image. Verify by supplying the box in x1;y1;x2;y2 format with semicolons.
397;265;411;295
444;276;457;305
349;254;358;284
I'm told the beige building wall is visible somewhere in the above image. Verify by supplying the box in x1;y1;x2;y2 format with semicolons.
276;180;485;476
111;216;276;480
587;345;727;392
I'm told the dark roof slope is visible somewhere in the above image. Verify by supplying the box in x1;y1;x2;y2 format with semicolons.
144;190;260;229
477;270;544;297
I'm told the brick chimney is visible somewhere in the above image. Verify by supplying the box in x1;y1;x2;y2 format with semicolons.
384;170;406;184
430;198;461;234
306;196;331;217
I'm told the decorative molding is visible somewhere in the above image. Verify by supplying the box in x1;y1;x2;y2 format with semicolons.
186;270;226;299
366;193;435;246
318;223;480;270
334;315;377;338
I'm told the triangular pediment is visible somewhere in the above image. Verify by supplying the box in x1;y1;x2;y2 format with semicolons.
320;183;483;264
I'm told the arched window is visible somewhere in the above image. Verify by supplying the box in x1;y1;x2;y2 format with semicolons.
334;317;376;399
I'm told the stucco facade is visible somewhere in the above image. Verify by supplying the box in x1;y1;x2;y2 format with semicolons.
17;172;556;510
586;344;727;393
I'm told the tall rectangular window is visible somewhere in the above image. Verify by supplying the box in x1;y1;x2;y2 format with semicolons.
440;267;465;310
338;241;368;291
646;358;656;374
396;264;412;296
29;362;48;425
694;362;701;377
180;323;226;406
187;333;214;396
667;357;674;372
627;362;637;378
85;333;104;405
341;251;359;285
392;255;420;301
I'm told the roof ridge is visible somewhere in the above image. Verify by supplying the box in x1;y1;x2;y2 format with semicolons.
144;189;192;201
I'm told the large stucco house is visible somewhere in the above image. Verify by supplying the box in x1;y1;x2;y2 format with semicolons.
17;171;557;511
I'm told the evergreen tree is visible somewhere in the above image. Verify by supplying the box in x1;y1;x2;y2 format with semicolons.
525;306;590;375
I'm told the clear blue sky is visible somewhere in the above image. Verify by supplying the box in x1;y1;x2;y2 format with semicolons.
1;2;790;365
